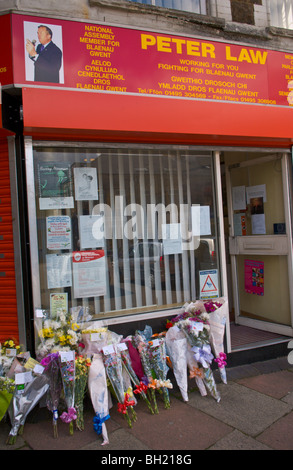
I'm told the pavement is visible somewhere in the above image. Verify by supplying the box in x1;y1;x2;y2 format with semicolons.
1;355;293;454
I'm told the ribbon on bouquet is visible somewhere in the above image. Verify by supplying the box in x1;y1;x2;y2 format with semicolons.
93;413;110;435
214;352;227;369
192;344;214;368
117;393;135;415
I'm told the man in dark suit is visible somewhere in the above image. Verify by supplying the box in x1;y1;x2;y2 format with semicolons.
26;25;62;83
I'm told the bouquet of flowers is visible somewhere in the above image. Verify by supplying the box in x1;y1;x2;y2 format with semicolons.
148;337;172;409
40;352;62;438
124;339;145;380
118;341;154;414
176;318;221;402
80;327;110;356
0;376;15;421
7;372;49;444
203;299;228;384
165;326;189;402
58;351;76;435
133;329;159;414
74;354;91;431
186;343;207;397
0;339;22;376
36;309;82;360
88;353;110;446
102;345;136;427
183;298;228;383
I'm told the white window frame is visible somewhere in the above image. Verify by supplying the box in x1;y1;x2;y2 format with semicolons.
127;0;207;15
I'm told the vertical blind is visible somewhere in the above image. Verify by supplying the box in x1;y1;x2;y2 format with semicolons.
270;0;293;29
32;145;219;319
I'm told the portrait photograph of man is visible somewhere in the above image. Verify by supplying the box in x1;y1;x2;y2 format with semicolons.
24;21;64;84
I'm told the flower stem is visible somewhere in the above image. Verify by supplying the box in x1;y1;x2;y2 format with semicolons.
69;421;74;435
53;421;58;439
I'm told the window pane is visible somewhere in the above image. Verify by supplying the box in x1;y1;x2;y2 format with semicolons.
32;146;220;325
127;0;207;14
270;0;293;29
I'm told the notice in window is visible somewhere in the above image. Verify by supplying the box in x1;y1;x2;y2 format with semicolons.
46;253;72;289
47;216;72;250
232;185;246;211
72;250;106;298
199;269;219;299
245;259;264;296
50;292;68;318
74;167;99;201
79;215;104;249
38;162;74;210
250;197;266;234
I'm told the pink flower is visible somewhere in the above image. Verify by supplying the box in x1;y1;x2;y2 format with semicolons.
60;407;77;423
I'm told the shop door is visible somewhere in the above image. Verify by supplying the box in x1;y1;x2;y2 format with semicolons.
226;152;293;337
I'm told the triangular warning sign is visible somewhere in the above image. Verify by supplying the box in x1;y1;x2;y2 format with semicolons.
201;275;217;293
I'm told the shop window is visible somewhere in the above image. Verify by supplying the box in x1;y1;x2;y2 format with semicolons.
127;0;207;15
269;0;293;29
29;145;220;323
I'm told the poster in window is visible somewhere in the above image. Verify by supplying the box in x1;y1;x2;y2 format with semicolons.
244;259;264;296
199;269;219;299
72;250;106;298
79;215;104;249
250;197;266;234
50;293;68;318
74;167;99;201
46;253;72;289
38;162;74;210
47;216;72;250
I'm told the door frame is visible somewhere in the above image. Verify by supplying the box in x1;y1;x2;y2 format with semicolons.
226;152;293;338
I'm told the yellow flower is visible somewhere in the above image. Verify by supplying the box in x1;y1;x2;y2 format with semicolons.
81;327;107;334
71;323;80;331
58;335;69;345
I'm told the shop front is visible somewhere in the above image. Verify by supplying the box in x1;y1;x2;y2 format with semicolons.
1;12;293;362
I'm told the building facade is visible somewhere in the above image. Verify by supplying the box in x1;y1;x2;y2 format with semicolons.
1;0;293;364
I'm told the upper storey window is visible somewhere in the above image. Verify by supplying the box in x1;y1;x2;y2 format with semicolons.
127;0;207;15
270;0;293;29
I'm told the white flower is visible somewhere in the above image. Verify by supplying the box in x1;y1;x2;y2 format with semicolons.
200;313;209;322
68;330;79;345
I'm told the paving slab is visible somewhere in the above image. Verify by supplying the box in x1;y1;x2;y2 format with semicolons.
107;394;233;450
257;411;293;450
187;382;292;436
81;428;150;450
0;421;28;450
22;407;120;450
237;370;293;399
282;391;293;406
208;429;272;450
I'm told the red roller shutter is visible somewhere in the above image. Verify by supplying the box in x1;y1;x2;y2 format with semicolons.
0;137;19;343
